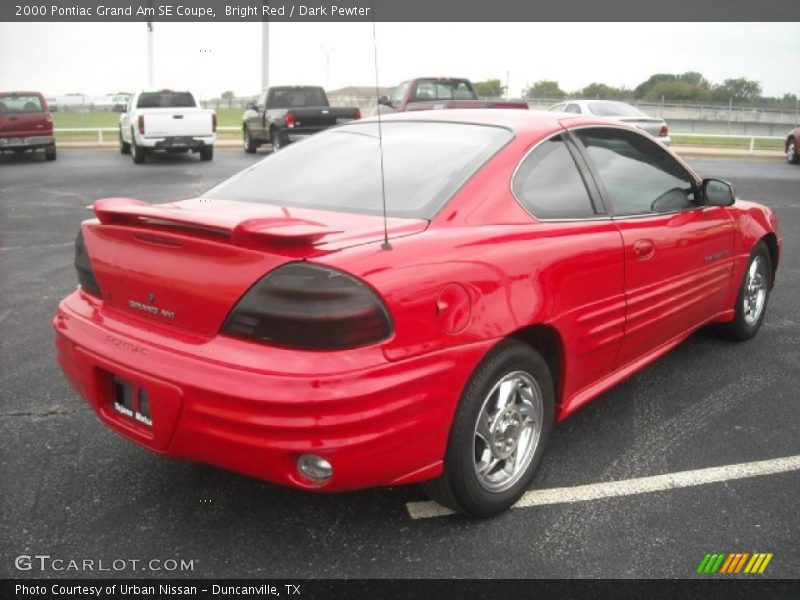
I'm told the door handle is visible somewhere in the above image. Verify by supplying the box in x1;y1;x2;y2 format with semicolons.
633;239;655;260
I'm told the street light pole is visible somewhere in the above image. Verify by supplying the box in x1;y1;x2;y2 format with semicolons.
146;21;154;88
261;21;270;91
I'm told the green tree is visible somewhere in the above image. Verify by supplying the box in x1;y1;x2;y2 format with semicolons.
523;80;566;99
221;90;235;108
578;82;624;100
473;79;505;98
711;78;762;102
645;80;709;102
634;74;676;99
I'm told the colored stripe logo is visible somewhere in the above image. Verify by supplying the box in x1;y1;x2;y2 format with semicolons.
696;552;773;574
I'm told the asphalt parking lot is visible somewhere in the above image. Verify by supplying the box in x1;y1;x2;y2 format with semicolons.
1;149;799;579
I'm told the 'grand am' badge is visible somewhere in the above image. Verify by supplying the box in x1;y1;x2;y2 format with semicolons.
128;299;175;319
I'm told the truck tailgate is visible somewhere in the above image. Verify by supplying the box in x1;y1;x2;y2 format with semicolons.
142;110;214;138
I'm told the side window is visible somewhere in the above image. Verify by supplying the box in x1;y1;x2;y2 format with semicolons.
390;82;408;105
575;128;697;216
565;103;581;114
512;135;597;219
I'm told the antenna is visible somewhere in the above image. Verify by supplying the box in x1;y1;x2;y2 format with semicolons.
371;18;392;251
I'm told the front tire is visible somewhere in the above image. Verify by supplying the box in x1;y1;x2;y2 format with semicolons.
423;340;554;517
45;145;57;161
119;128;131;155
199;145;214;161
270;127;284;152
243;127;257;154
716;241;771;341
787;137;799;165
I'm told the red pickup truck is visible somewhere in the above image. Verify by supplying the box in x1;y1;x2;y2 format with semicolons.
0;91;56;160
377;77;529;114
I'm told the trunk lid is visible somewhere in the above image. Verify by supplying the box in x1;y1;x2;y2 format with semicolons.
83;197;428;336
615;116;665;137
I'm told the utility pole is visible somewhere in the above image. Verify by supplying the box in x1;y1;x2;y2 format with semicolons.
261;21;270;91
146;20;154;88
321;46;332;91
505;71;510;100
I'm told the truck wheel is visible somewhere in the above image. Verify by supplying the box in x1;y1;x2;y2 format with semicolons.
270;127;284;152
45;145;57;161
422;340;554;517
787;137;799;165
119;128;131;155
200;145;214;161
243;127;257;154
131;131;146;164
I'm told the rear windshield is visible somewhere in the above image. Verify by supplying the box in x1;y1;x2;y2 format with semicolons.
587;102;645;117
202;121;513;219
413;80;477;101
268;88;328;109
0;95;44;113
137;92;196;108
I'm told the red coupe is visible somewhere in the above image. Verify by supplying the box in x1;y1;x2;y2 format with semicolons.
54;110;781;517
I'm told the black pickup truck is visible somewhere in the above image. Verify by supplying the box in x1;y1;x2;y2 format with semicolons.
242;86;361;153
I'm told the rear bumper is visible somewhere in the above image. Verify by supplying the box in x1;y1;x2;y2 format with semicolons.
140;135;215;150
53;290;491;491
0;134;54;150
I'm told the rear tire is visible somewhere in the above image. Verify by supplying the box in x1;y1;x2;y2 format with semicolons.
787;137;799;165
45;145;56;161
270;127;284;152
200;145;214;161
243;127;257;154
422;340;554;517
131;131;146;164
716;241;771;341
119;128;131;155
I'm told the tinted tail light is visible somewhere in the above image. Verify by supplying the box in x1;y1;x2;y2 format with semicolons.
286;112;295;128
354;109;362;120
138;115;145;135
659;125;669;137
74;229;103;298
212;113;217;132
222;262;392;350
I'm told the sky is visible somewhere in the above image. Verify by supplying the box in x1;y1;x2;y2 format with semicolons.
1;22;799;100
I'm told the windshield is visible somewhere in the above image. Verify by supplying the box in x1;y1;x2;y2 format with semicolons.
587;101;646;117
203;121;513;219
0;94;44;113
137;92;196;108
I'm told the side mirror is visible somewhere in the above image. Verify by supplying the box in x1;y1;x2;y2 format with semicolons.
378;95;391;107
245;102;257;111
703;179;735;207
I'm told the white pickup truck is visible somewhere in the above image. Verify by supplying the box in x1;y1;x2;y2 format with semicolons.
119;90;216;163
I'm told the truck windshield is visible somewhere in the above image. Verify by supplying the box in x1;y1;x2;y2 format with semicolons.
203;121;513;219
268;88;329;109
137;92;196;108
0;95;43;113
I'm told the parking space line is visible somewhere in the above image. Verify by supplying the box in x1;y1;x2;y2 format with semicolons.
406;454;800;519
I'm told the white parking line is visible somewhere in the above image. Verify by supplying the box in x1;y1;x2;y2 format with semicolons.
406;454;800;519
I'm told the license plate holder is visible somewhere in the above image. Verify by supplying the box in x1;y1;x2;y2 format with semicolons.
112;376;152;427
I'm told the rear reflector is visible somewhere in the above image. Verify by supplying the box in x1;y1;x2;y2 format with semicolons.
222;262;392;350
286;112;295;128
659;125;669;137
354;109;362;120
138;115;145;135
212;113;217;133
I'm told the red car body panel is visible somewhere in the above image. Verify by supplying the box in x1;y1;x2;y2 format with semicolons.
54;110;782;491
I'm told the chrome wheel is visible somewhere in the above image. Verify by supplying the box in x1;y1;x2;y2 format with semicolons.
473;371;542;493
743;255;768;326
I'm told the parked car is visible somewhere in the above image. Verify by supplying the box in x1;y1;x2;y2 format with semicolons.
0;91;56;160
549;100;671;145
242;86;361;153
785;127;799;164
377;77;529;114
55;109;780;517
119;90;216;163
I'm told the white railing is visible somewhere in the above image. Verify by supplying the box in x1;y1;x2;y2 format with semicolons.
52;128;785;153
54;126;240;143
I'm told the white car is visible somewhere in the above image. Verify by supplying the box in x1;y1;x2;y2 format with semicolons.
119;90;216;163
548;100;671;146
